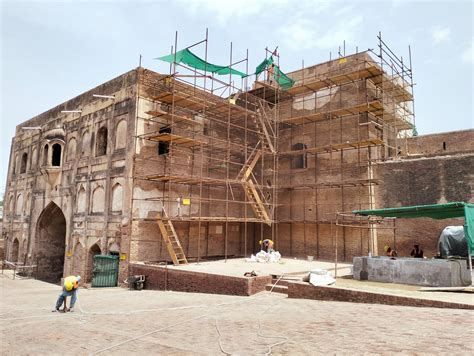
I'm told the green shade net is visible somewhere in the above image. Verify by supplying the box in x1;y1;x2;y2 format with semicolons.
254;56;295;90
464;205;474;252
156;48;246;78
273;65;295;90
255;57;273;76
353;202;474;253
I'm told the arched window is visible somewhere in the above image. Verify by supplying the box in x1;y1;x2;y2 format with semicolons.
31;147;37;170
96;126;108;156
67;138;77;161
111;183;123;212
81;131;90;157
43;144;49;166
15;194;23;216
115;120;127;150
76;186;86;213
292;143;307;169
52;144;62;166
20;153;27;173
91;186;105;213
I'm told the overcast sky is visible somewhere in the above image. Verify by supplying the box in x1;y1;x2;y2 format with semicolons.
1;0;473;194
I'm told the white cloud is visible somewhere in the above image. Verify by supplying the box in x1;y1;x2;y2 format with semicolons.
462;40;473;63
177;0;287;24
279;15;363;51
431;26;451;44
177;0;334;25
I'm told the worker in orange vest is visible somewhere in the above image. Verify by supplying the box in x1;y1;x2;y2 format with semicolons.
53;275;81;312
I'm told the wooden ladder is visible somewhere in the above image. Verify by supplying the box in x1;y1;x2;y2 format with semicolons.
254;100;276;154
157;208;188;265
237;144;272;226
244;177;272;226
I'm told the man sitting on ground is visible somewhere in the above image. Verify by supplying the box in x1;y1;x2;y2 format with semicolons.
411;245;424;258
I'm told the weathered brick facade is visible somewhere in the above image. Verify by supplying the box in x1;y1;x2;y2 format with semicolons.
3;54;472;285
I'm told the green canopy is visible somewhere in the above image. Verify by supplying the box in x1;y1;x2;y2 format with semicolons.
254;56;295;89
353;202;474;252
255;57;274;76
273;65;295;90
156;48;246;78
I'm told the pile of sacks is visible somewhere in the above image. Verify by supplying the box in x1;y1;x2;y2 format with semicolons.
246;250;282;263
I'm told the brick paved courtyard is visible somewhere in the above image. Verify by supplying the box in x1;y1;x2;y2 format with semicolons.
1;274;473;355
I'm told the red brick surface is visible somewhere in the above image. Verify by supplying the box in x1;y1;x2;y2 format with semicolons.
129;263;271;296
287;282;474;309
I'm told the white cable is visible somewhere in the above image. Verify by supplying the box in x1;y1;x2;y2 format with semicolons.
89;313;209;355
214;318;233;355
214;274;290;355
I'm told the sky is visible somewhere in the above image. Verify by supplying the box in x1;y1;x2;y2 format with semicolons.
1;0;473;194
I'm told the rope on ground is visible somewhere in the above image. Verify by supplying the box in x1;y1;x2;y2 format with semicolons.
89;313;209;355
214;273;290;355
214;318;233;355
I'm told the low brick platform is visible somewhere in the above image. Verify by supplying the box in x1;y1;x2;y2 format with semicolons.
130;263;272;296
287;282;474;309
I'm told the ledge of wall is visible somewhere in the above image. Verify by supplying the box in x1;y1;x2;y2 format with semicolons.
287;282;474;310
129;263;271;296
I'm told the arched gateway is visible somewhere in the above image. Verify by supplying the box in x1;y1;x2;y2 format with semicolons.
35;202;66;283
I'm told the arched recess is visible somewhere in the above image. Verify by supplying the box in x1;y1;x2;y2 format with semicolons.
111;183;123;212
13;154;18;174
67;138;77;161
91;186;105;213
15;194;23;216
20;153;28;173
96;126;108;156
25;193;31;214
42;144;49;166
31;147;37;170
86;243;102;283
76;186;87;213
81;131;91;157
35;202;66;283
115;120;127;150
8;195;13;214
72;241;86;276
52;143;62;166
10;239;19;262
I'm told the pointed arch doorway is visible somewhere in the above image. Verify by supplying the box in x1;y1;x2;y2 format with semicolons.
36;202;67;283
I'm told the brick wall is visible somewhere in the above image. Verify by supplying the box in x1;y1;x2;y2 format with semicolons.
374;154;473;256
129;263;271;296
287;282;474;309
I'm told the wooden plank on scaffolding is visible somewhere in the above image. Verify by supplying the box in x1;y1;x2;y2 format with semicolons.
371;74;413;102
147;133;204;147
286;65;384;96
145;111;203;125
145;174;240;186
281;101;384;125
153;91;214;110
279;138;385;156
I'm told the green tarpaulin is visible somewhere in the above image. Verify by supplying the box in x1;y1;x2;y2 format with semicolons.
254;56;295;89
273;65;295;90
156;48;246;78
255;57;273;76
353;202;474;252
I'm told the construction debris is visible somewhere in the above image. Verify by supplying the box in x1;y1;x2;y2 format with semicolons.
246;250;282;263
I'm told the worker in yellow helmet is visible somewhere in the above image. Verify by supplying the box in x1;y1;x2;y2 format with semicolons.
259;239;274;253
53;275;81;312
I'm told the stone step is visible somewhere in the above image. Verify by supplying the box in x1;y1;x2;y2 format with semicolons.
265;284;288;294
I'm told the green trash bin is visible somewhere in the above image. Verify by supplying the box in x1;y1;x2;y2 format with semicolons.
91;255;119;287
